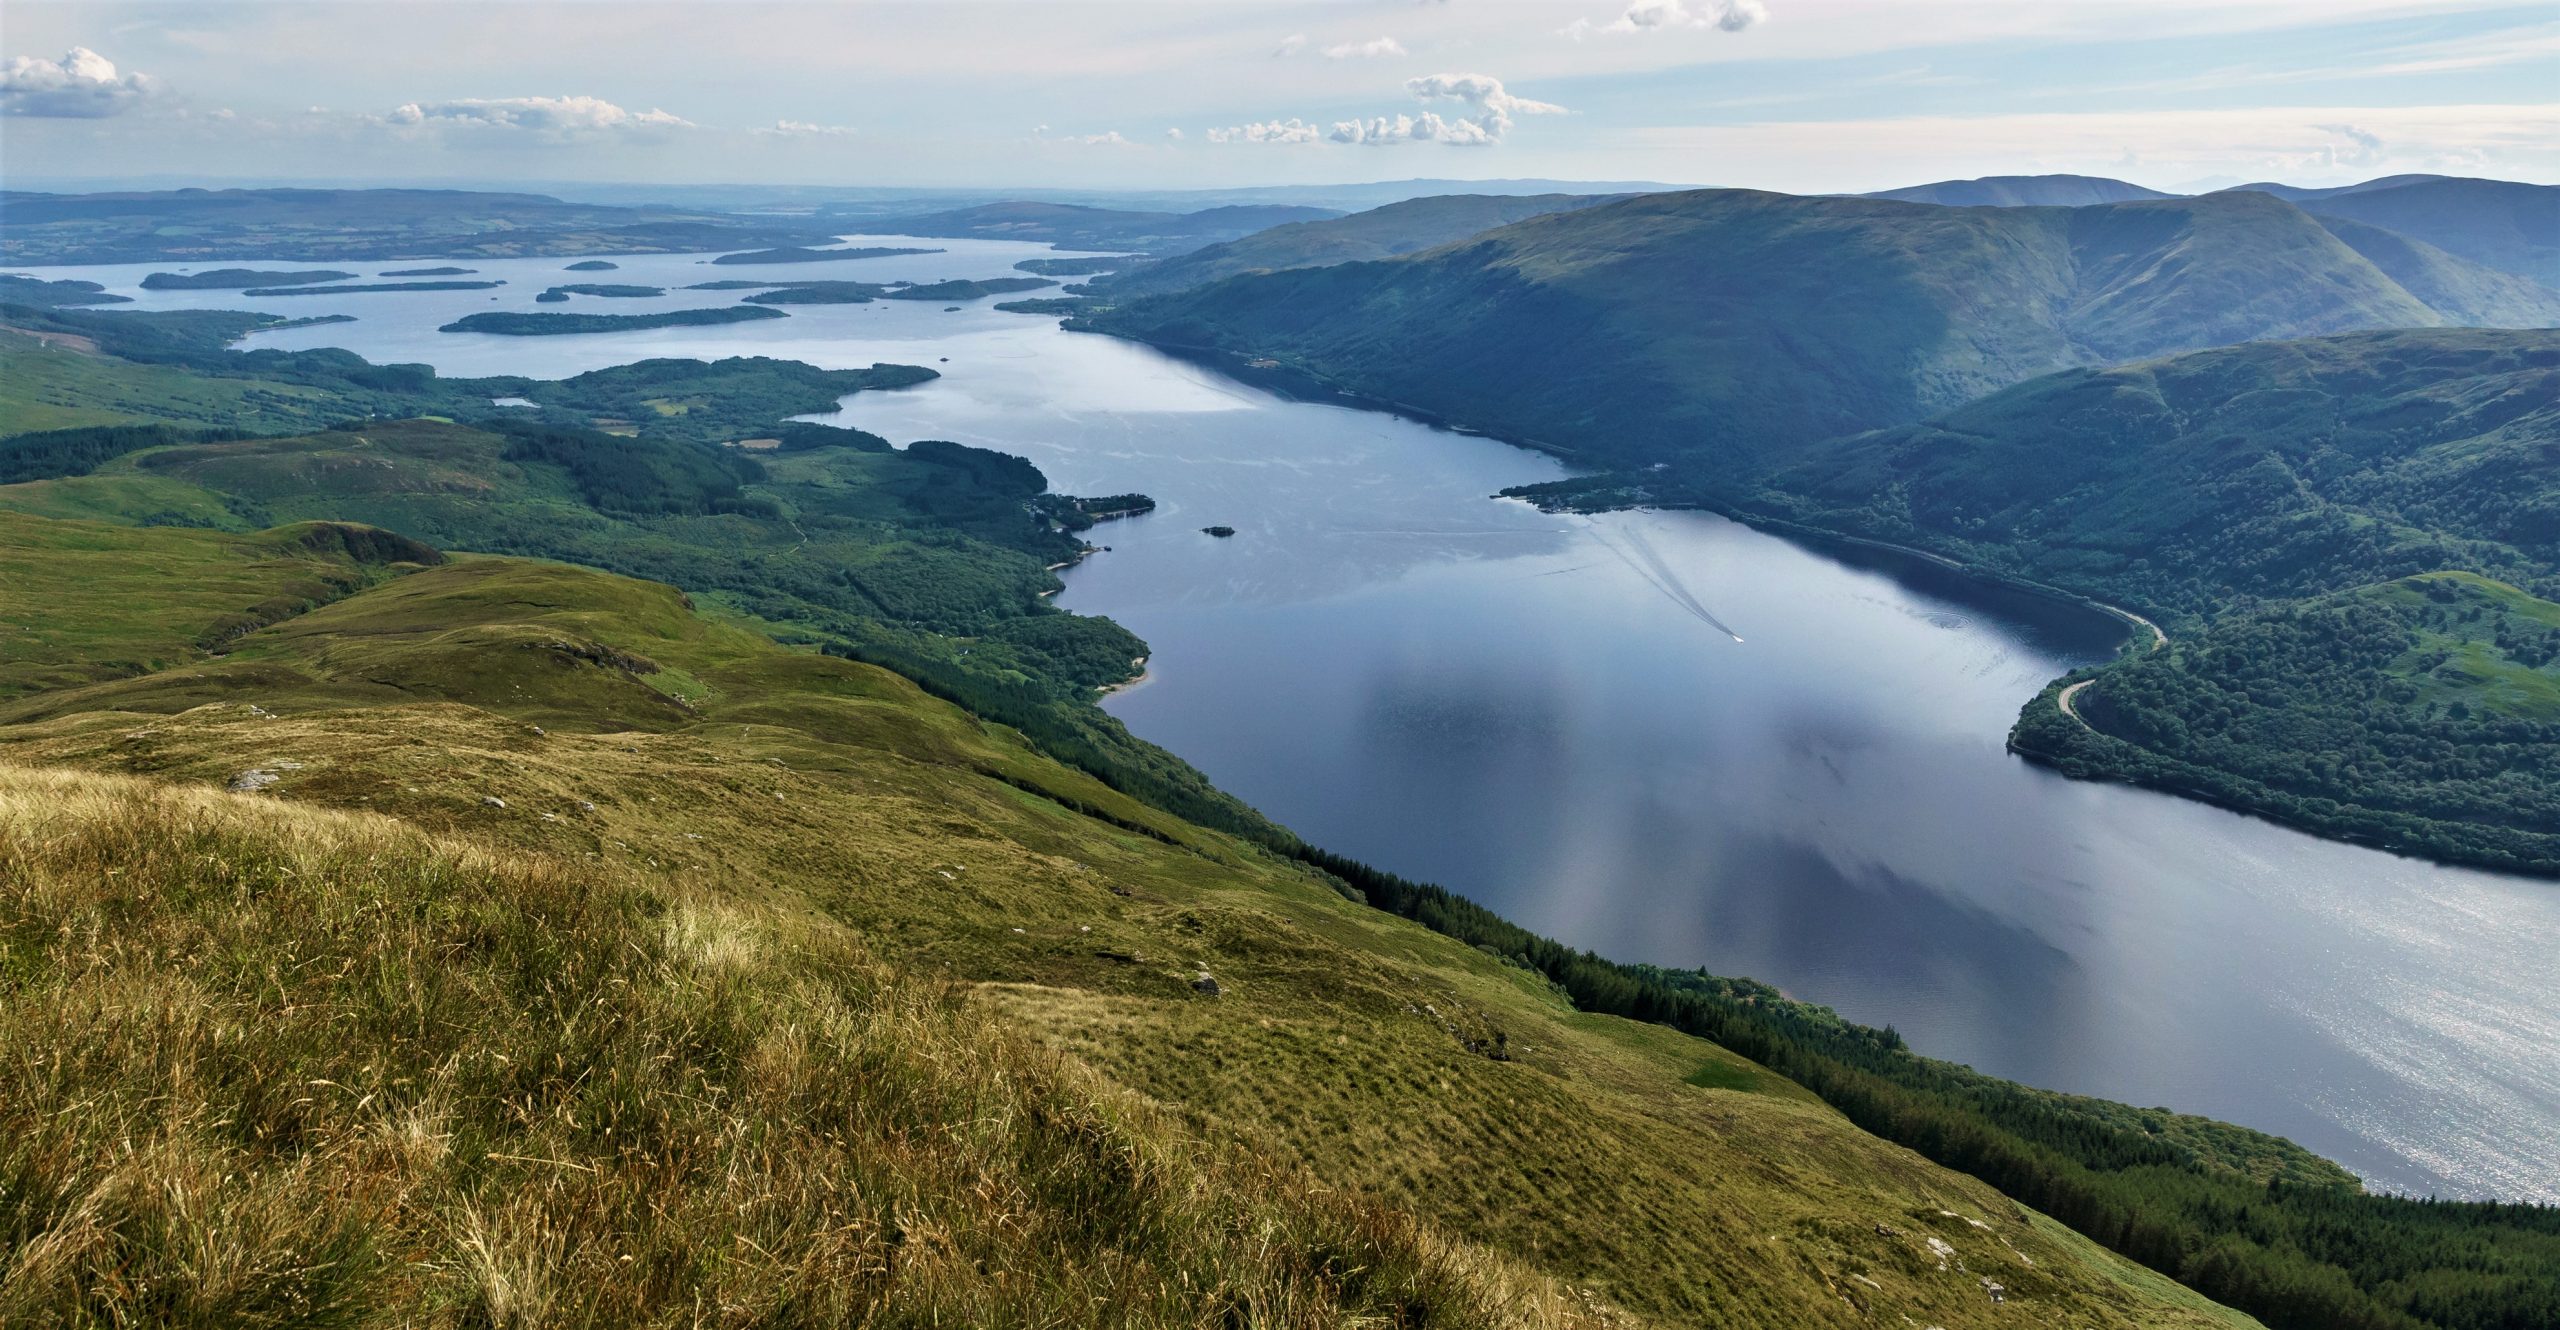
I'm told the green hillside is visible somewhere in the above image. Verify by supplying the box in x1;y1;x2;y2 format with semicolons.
1752;329;2560;621
1101;193;1616;297
2016;572;2560;873
0;514;2286;1329
1087;189;2557;476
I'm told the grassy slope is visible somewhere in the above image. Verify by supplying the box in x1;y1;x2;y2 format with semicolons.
1087;189;2558;475
0;515;436;700
0;762;1585;1329
0;514;2260;1330
0;329;349;435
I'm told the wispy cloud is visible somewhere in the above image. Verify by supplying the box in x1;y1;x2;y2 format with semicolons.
754;119;857;138
1324;37;1409;60
1623;103;2560;189
1;47;160;118
1568;0;1767;39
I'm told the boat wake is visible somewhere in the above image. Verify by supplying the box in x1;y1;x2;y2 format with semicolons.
1582;518;1744;642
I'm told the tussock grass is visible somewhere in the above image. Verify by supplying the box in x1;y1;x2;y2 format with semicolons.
0;762;1594;1328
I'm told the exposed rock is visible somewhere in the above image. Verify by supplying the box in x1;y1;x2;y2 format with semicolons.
481;795;507;809
228;769;282;793
1191;971;1222;997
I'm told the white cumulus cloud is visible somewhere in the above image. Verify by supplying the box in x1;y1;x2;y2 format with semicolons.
383;95;693;139
1324;37;1409;59
1;47;159;118
1206;118;1324;145
1216;73;1562;149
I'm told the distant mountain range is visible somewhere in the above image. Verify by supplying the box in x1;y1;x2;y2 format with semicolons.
1852;173;2558;287
0;187;840;267
1099;193;1620;298
850;201;1341;254
1087;187;2560;475
2227;176;2559;288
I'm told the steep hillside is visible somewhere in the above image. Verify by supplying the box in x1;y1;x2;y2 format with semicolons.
1088;188;2554;475
1101;193;1616;297
0;763;1583;1329
2230;177;2560;287
0;514;2282;1329
1866;174;2175;206
1750;329;2560;620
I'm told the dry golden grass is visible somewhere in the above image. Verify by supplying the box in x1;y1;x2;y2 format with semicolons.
0;762;1600;1329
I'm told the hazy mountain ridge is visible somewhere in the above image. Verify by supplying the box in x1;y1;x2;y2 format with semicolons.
861;200;1342;254
2266;177;2560;288
0;186;843;266
1090;187;2557;475
1099;192;1619;297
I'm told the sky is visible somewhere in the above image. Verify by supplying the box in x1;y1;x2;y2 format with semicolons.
2;0;2556;196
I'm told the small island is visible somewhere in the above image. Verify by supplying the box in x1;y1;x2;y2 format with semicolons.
883;277;1057;302
540;283;667;298
241;280;506;296
141;268;355;290
711;245;944;266
0;275;129;306
564;259;621;271
994;297;1088;315
380;266;476;276
1201;525;1236;538
742;281;888;305
439;306;789;335
1015;256;1127;276
682;280;775;290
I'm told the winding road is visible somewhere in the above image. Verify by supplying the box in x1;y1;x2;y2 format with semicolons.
2057;607;2167;731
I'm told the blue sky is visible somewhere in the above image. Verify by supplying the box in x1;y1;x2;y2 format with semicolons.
3;0;2554;193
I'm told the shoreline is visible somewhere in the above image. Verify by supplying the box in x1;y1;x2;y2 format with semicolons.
1070;327;2560;879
